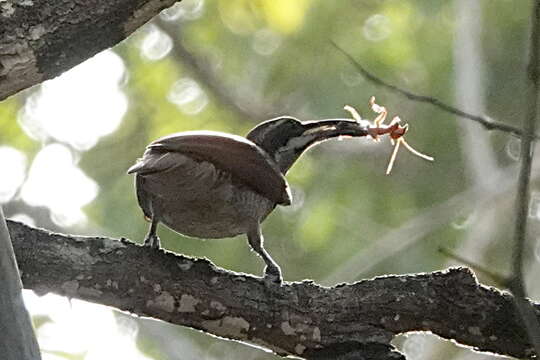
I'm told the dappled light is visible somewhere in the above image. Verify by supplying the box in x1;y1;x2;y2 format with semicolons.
18;50;127;151
400;333;427;360
363;14;392;42
160;0;205;22
24;292;151;360
167;77;208;115
506;137;522;161
140;24;173;61
20;144;97;227
0;146;27;203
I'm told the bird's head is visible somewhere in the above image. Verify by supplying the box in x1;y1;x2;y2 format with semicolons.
246;117;370;174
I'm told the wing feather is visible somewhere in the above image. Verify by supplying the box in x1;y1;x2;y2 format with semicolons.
128;131;291;205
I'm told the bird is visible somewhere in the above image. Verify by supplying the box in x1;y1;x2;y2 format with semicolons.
128;117;372;285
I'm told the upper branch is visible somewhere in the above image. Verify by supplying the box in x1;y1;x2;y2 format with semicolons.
0;0;180;101
332;42;537;139
0;209;40;360
508;0;540;353
7;220;538;359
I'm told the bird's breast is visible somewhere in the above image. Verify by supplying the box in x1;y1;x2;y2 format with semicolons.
136;154;275;239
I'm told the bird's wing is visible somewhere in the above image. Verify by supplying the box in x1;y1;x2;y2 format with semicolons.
128;132;291;205
127;151;181;175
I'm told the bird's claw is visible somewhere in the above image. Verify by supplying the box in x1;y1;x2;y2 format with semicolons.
263;265;283;287
143;235;161;249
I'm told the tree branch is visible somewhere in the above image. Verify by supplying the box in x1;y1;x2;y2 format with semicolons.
509;0;540;354
0;209;40;360
331;42;537;139
8;219;539;359
0;0;181;101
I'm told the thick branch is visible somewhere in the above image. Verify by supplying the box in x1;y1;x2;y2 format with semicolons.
7;220;539;359
0;0;180;101
0;211;40;360
509;0;540;353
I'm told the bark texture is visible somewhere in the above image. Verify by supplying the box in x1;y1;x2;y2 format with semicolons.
0;0;180;100
0;212;40;360
7;219;538;359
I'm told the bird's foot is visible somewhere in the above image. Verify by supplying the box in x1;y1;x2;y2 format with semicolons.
263;265;283;288
143;235;161;249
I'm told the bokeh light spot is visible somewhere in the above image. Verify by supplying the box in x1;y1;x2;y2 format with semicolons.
506;137;521;161
160;0;205;21
168;77;208;115
401;333;427;360
140;24;173;61
20;144;98;227
363;14;392;42
0;146;27;203
24;292;152;360
18;50;127;151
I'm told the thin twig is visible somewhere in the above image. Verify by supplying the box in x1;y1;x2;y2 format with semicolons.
438;247;507;286
509;0;540;355
331;41;539;140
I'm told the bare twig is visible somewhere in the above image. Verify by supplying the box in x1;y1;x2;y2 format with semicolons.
509;0;540;355
438;247;507;286
331;41;538;139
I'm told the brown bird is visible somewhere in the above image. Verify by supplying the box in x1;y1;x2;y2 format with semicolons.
128;117;371;285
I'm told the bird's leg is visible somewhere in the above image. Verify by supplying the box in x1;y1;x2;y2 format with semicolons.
144;214;161;249
247;223;283;286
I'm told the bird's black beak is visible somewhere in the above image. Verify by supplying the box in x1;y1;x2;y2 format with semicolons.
300;118;371;140
273;118;371;174
247;116;373;174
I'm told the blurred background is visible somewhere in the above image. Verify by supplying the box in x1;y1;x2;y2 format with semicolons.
0;0;537;359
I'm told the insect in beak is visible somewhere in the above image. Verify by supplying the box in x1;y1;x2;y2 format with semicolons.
344;96;434;174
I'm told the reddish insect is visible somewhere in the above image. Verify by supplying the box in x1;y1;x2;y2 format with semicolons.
344;96;434;174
